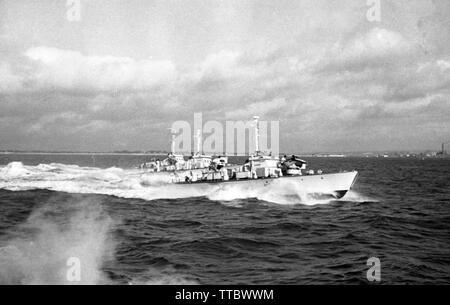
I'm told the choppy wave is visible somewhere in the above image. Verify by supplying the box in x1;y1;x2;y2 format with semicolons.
1;157;449;285
128;268;199;285
0;194;199;285
0;161;205;199
0;197;114;284
0;162;357;205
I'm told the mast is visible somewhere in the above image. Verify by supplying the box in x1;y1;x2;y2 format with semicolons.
196;129;202;155
253;116;260;154
171;134;175;154
168;128;175;154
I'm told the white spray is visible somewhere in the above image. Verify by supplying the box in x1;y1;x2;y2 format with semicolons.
0;197;115;285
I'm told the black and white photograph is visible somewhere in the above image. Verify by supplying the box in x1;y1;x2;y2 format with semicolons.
0;0;449;292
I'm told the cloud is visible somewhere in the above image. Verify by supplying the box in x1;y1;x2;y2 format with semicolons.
1;0;450;152
0;62;22;91
196;50;243;81
2;47;177;93
225;98;287;120
343;27;412;59
437;60;450;71
317;28;415;73
1;36;449;152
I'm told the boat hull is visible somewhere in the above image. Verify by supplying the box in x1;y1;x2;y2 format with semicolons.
177;171;358;199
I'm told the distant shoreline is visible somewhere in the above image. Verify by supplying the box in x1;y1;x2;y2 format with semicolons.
0;152;165;156
0;151;447;158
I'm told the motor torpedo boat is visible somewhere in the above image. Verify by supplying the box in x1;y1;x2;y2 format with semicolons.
162;117;358;200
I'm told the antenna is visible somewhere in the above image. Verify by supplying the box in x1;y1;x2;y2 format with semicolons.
253;116;260;154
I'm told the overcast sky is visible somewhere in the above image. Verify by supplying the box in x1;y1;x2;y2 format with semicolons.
0;0;449;153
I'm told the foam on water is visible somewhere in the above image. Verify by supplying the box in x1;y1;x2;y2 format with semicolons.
207;180;334;205
0;162;347;205
128;268;199;285
1;158;448;284
0;161;32;177
0;197;114;284
340;190;379;203
0;195;201;285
